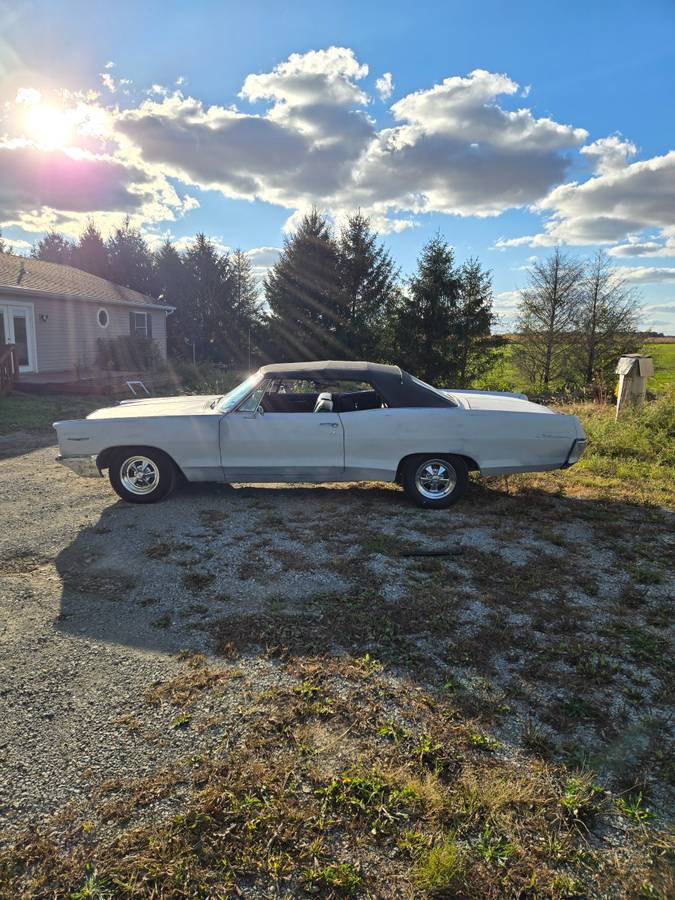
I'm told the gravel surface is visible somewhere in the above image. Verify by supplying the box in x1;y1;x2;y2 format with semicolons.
1;434;673;848
0;439;397;835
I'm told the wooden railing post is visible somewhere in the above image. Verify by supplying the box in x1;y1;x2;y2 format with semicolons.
0;343;18;395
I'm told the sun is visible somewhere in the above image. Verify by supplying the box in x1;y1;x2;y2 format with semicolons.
25;104;72;150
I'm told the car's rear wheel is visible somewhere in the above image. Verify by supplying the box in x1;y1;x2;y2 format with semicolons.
108;448;177;504
402;454;469;508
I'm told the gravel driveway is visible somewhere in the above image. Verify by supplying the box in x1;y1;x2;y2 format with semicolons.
1;434;673;896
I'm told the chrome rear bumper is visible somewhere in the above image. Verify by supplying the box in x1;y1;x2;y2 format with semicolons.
561;439;587;468
56;455;102;478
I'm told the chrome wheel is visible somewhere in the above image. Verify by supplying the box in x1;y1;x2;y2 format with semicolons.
119;455;160;496
414;458;456;500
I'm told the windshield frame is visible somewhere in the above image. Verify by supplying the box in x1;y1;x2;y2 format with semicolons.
216;372;263;413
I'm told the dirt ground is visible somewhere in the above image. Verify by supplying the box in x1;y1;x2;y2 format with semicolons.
0;435;673;896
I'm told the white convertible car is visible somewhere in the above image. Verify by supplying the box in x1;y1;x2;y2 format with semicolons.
54;360;586;508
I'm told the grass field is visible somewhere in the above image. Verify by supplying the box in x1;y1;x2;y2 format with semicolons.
474;341;675;396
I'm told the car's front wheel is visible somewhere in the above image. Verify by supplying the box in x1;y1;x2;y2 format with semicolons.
402;454;469;508
108;448;177;503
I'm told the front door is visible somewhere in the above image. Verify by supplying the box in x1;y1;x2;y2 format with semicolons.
220;409;345;481
0;305;36;373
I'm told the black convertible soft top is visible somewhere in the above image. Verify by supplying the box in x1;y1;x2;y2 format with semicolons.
257;360;452;408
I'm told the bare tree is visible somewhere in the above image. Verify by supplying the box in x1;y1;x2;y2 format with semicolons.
576;250;641;385
514;248;584;387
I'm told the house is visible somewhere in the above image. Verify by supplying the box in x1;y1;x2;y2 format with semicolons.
0;255;173;388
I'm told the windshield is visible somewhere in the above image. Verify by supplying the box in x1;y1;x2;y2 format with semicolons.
217;373;263;412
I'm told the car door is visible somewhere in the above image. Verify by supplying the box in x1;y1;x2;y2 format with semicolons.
220;407;344;481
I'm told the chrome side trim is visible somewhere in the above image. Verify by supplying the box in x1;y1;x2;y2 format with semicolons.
56;456;102;478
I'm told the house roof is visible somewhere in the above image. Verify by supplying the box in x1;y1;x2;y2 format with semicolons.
0;255;172;310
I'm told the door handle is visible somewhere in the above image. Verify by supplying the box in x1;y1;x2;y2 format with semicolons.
319;422;339;427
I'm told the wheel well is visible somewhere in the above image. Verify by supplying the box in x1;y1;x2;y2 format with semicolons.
96;445;183;477
395;452;479;483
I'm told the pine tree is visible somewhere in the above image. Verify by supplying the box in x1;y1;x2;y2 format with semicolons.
575;250;640;385
70;219;110;278
264;210;344;361
71;220;109;279
231;249;261;368
337;212;399;360
514;248;584;388
32;231;73;265
155;240;191;357
183;234;235;363
107;217;154;294
455;258;501;387
394;234;462;384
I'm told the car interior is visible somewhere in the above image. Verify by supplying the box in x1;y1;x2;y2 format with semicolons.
257;378;388;413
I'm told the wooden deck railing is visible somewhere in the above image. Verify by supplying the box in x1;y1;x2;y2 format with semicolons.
0;344;18;395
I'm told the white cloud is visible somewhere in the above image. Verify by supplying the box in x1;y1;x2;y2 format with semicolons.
2;48;672;257
580;135;636;174
100;72;132;94
15;87;41;105
115;56;589;230
502;148;675;252
246;245;281;276
375;72;393;101
0;236;31;253
608;232;675;257
613;266;675;284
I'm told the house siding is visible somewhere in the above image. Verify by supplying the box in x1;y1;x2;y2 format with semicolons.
24;296;167;372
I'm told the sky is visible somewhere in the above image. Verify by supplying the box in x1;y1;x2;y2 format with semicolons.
1;0;675;332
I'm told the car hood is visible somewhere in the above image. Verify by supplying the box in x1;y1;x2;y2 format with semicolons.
442;389;556;415
86;394;220;419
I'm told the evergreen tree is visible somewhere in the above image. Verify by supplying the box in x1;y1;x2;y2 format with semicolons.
394;234;462;384
0;231;6;254
183;234;235;363
575;250;640;385
32;231;73;265
337;211;399;360
514;248;584;387
154;240;191;357
71;220;110;279
231;249;262;367
264;210;344;361
107;216;154;294
455;258;502;387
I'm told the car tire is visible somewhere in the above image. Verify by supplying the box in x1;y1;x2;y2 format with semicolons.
108;447;177;504
402;454;469;509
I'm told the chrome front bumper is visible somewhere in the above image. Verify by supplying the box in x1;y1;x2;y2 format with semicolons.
56;455;102;478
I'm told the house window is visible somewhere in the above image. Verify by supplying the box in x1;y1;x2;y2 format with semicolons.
97;308;109;328
130;310;152;339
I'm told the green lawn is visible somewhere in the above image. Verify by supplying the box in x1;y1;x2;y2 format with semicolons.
474;340;675;395
0;393;103;434
646;340;675;393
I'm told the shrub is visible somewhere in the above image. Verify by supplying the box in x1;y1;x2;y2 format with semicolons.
572;388;675;468
97;335;164;371
166;359;242;394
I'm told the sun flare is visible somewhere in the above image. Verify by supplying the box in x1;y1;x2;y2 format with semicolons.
25;104;72;150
